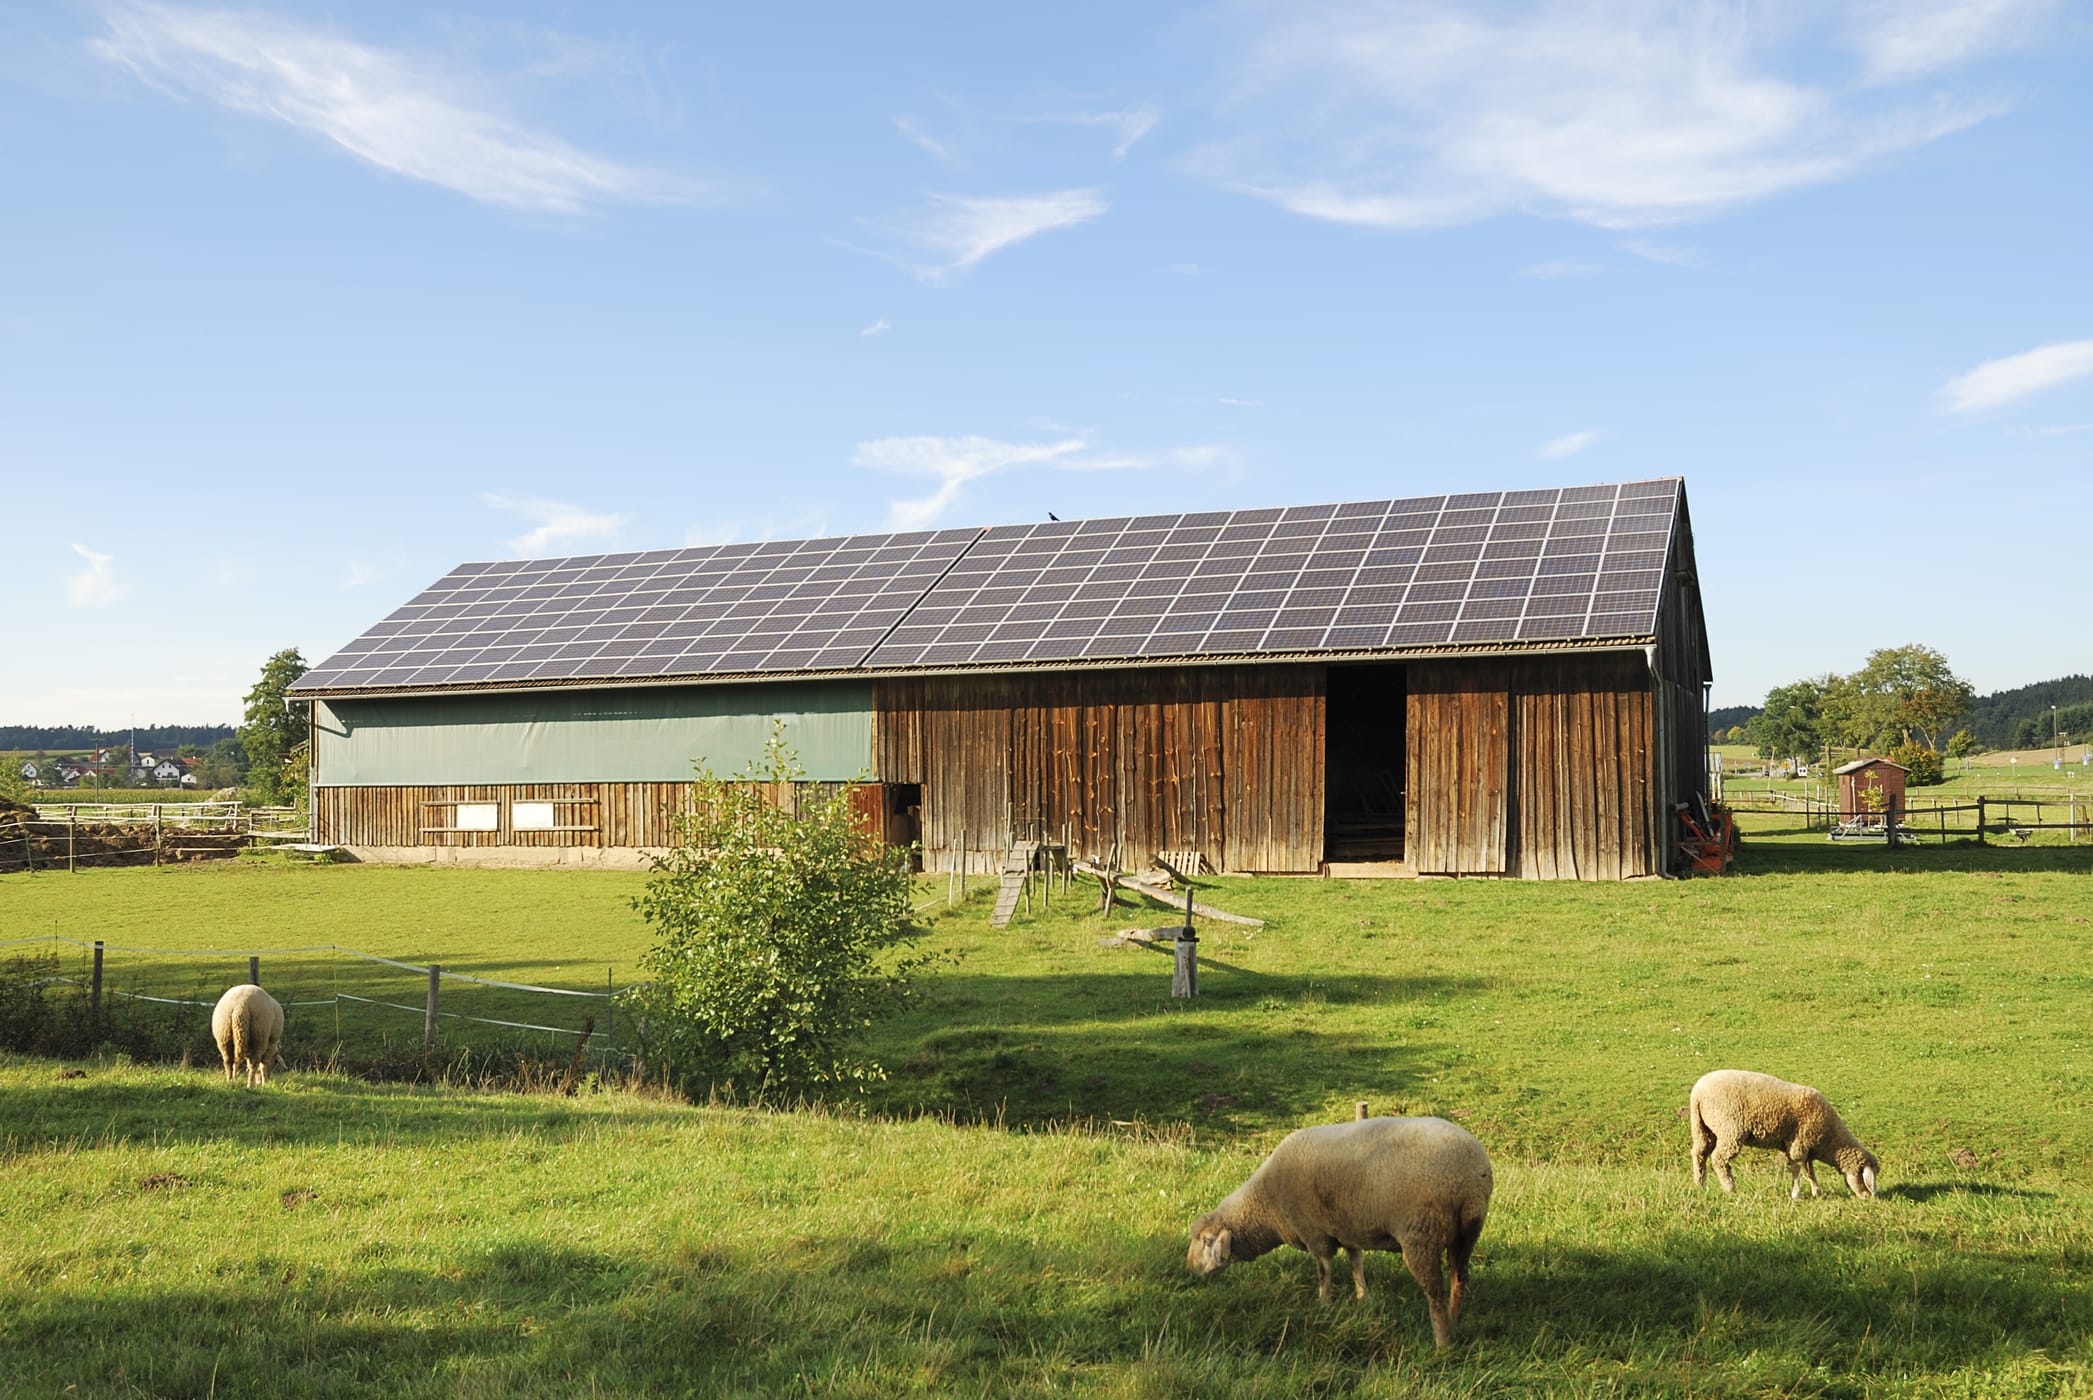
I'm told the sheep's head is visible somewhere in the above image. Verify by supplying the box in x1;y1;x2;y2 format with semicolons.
1836;1145;1880;1199
1186;1220;1233;1277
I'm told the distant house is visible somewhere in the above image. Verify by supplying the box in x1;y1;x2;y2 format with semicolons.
152;759;186;784
17;760;36;783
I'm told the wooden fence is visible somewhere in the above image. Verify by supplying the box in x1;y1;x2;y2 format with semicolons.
1725;792;2088;846
2;803;306;873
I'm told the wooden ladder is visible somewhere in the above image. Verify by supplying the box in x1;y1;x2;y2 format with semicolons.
988;843;1034;927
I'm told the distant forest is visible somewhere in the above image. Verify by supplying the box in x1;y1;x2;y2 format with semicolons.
1709;675;2093;749
0;724;236;753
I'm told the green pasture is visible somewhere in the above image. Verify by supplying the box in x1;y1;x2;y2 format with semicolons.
3;839;2091;1394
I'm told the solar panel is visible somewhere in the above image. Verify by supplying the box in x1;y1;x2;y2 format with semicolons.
292;480;1683;693
292;528;983;692
860;479;1680;668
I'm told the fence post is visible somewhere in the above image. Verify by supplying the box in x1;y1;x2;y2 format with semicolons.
68;807;76;873
153;804;162;867
248;955;260;986
1977;796;1985;845
605;966;614;1057
1356;1100;1370;1121
91;940;104;1035
1172;928;1198;998
424;964;441;1051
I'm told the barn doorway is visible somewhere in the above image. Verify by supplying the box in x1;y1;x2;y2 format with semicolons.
1324;663;1407;862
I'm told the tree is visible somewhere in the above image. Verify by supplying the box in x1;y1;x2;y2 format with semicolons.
1945;730;1977;760
1746;679;1826;761
193;736;247;791
1825;644;1974;752
239;649;310;804
625;733;927;1100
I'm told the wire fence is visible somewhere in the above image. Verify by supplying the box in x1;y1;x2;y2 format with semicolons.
0;934;639;1058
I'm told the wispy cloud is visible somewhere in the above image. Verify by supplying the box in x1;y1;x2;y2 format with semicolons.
481;494;626;555
865;189;1108;284
1538;430;1603;460
68;544;123;606
342;559;387;589
1851;0;2059;82
1938;340;2093;414
90;2;683;212
1190;1;2020;232
892;115;955;164
853;434;1218;529
859;318;892;338
1013;103;1162;159
1218;396;1264;408
1620;239;1703;267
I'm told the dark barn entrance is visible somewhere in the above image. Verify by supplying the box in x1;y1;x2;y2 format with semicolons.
1325;663;1407;862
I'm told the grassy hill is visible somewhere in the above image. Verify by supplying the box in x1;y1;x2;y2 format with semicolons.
3;845;2090;1394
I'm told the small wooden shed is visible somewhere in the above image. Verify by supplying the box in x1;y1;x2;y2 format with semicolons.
1835;758;1907;824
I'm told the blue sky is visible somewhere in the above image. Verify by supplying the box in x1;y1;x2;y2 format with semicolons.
3;0;2088;727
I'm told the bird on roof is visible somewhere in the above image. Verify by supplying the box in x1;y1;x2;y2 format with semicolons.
1048;512;1060;520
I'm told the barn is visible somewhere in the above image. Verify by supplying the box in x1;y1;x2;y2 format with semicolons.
289;476;1711;880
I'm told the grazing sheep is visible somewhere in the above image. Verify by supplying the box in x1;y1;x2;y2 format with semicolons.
1689;1069;1878;1200
210;984;284;1088
1186;1116;1493;1347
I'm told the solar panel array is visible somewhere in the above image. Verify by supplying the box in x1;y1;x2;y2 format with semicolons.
864;479;1680;669
292;528;982;692
293;479;1682;693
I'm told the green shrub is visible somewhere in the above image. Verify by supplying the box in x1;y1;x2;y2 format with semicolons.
1890;740;1944;785
625;734;925;1101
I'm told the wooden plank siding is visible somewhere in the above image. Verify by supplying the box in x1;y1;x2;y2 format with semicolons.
313;780;878;850
1408;653;1659;879
874;667;1322;874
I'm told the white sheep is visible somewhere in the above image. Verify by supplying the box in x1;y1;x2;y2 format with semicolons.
1186;1115;1493;1347
210;983;285;1088
1689;1069;1878;1200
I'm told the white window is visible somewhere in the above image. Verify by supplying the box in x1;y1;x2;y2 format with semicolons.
511;801;556;831
455;802;499;832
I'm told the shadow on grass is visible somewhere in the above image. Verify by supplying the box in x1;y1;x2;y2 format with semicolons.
867;969;1480;1130
1879;1180;2056;1203
11;1223;2085;1397
0;1070;692;1158
1727;837;2093;877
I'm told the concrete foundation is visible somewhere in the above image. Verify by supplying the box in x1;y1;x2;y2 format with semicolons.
346;845;659;870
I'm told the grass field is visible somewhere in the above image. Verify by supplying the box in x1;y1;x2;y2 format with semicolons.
4;834;2091;1395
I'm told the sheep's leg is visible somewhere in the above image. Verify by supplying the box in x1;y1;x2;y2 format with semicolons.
217;1039;235;1083
1710;1140;1740;1193
1400;1240;1454;1347
1690;1113;1712;1187
1448;1215;1483;1331
1794;1155;1820;1199
1311;1244;1337;1301
1346;1246;1367;1301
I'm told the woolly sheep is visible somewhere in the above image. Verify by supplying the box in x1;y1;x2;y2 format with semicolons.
210;984;284;1088
1689;1069;1878;1200
1186;1115;1493;1347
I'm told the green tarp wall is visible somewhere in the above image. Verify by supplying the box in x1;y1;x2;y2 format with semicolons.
313;683;874;785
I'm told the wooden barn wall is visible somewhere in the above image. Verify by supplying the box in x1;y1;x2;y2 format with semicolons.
313;780;876;849
874;667;1322;874
1405;672;1509;874
1653;494;1715;826
1407;653;1658;879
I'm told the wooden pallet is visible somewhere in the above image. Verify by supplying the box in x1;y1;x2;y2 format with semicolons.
988;844;1034;927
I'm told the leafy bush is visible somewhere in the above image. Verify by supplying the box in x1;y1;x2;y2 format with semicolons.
1890;741;1944;786
625;734;926;1101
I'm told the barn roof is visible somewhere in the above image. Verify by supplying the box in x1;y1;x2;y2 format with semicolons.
292;477;1692;697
